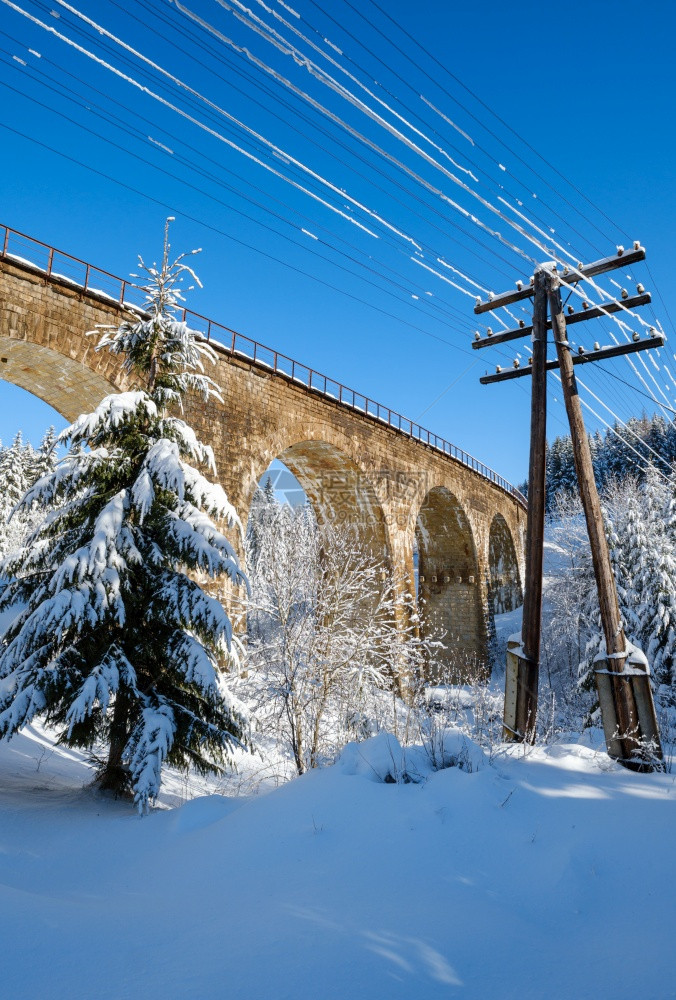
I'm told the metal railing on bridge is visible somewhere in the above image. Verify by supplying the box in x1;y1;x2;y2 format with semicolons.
0;223;526;508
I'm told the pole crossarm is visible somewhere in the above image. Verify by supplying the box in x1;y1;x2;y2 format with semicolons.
479;334;665;383
472;293;652;350
473;246;647;314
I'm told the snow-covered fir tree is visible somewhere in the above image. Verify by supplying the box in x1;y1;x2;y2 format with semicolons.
0;431;38;561
0;221;248;810
626;467;676;697
548;470;676;722
30;425;58;483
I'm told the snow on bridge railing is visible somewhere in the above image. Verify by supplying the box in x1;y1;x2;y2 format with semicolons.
0;224;526;508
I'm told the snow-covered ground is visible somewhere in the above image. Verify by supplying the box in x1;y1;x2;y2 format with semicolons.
1;532;675;999
1;719;674;1000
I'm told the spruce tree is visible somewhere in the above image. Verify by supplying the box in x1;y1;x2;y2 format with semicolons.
0;431;34;561
263;474;276;504
0;431;30;510
30;426;58;483
631;467;676;697
0;221;248;810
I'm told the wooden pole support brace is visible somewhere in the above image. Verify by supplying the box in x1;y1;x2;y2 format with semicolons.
548;272;664;770
594;653;664;771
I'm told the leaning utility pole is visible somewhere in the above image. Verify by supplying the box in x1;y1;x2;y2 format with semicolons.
474;245;664;770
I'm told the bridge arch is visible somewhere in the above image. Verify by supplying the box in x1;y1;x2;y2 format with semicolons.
414;485;484;679
488;513;523;616
246;433;392;567
0;338;119;422
0;261;134;421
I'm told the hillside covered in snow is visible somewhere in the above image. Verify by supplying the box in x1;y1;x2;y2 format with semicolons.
1;711;674;999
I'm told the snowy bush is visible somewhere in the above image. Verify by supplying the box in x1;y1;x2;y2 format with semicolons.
407;651;504;769
240;490;438;774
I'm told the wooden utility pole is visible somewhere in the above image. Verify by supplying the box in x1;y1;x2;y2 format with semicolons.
474;246;664;769
506;270;547;740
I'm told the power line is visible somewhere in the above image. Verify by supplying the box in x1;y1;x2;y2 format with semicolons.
113;0;676;364
304;0;603;261
365;0;631;244
0;119;485;360
594;364;676;416
8;0;555;325
101;0;520;281
25;0;630;305
31;0;543;277
1;45;509;341
4;13;559;370
0;68;459;326
414;358;478;421
231;0;599;263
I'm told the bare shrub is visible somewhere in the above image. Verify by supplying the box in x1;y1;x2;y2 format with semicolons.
241;499;435;775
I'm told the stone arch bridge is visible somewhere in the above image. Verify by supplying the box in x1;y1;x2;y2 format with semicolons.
0;226;525;673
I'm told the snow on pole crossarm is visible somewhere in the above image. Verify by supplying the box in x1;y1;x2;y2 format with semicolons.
474;246;647;315
479;335;666;384
472;293;652;351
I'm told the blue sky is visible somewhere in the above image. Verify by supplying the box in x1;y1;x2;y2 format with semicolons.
1;0;675;487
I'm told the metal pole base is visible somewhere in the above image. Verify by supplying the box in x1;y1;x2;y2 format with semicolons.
504;634;538;744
